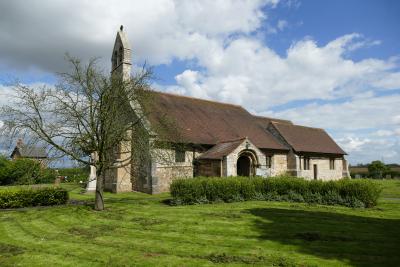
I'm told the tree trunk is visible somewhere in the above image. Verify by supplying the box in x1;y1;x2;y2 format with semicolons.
94;171;104;211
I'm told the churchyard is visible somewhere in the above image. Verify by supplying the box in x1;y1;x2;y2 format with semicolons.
0;179;399;266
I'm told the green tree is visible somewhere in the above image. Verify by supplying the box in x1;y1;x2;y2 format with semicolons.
8;158;41;185
0;155;11;185
368;160;390;179
0;56;173;210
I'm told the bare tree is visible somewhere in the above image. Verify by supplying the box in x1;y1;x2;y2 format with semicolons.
0;56;160;210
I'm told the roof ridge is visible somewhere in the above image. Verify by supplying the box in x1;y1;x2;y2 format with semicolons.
253;115;292;123
272;121;324;131
217;137;247;144
152;90;245;109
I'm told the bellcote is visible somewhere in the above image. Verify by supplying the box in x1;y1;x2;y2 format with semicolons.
111;25;132;80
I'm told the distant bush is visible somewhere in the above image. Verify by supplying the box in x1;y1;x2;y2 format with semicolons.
0;187;69;209
0;157;57;185
0;156;12;185
170;176;381;208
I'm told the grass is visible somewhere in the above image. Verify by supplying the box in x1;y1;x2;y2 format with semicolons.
0;180;399;266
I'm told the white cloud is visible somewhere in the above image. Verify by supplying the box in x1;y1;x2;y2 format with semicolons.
337;135;400;164
0;0;278;72
337;137;371;153
272;94;400;130
165;33;400;111
1;0;399;164
372;72;400;90
277;20;288;31
375;130;394;137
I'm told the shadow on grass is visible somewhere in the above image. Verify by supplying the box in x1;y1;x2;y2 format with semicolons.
248;207;400;266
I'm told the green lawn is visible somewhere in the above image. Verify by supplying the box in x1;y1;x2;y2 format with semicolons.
0;180;399;266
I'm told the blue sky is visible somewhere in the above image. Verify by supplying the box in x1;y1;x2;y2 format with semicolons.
0;0;399;165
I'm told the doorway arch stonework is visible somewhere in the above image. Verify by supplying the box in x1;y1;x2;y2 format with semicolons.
236;150;259;176
221;138;267;177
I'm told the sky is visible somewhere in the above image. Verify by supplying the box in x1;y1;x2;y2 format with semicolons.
0;0;399;165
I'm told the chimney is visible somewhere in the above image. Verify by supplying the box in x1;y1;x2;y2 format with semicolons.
16;138;24;147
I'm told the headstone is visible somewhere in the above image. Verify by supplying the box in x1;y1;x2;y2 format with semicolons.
86;165;97;192
86;153;97;192
256;167;269;177
54;177;61;186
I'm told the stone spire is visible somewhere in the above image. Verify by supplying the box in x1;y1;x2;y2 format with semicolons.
111;25;132;81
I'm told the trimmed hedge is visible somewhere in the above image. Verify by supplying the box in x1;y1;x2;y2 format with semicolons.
170;176;381;208
0;187;69;209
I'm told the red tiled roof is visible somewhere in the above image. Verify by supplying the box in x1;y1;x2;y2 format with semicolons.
197;138;246;160
271;122;347;155
252;115;292;128
144;91;288;150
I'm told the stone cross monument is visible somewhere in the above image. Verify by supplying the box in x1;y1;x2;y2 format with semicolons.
86;152;97;192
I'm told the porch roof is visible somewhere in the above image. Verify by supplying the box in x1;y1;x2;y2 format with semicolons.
197;138;247;160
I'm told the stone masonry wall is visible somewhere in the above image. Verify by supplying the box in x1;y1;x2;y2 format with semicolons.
297;157;344;180
151;148;197;193
270;153;288;176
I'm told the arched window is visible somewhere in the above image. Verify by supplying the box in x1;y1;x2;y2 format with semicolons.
113;51;117;68
119;47;123;64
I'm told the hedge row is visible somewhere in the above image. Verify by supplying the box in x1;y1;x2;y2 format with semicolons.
170;176;381;208
0;187;69;209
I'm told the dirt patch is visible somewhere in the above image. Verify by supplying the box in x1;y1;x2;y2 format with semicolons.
205;253;265;264
295;231;354;242
143;252;162;258
201;212;242;219
131;217;168;227
68;225;117;239
0;243;25;256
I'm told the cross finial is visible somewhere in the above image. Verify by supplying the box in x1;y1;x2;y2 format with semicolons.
120;25;123;31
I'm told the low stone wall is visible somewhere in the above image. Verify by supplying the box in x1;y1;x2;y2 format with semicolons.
152;165;193;193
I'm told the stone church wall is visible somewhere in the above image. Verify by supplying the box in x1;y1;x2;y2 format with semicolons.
297;157;344;180
150;148;197;193
270;153;288;176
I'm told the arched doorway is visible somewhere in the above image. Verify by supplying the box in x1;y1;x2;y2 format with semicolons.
237;155;251;176
236;151;258;176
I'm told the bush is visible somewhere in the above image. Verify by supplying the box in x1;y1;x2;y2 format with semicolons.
0;157;57;185
0;187;69;209
6;158;42;185
0;156;12;185
170;176;381;208
35;169;57;184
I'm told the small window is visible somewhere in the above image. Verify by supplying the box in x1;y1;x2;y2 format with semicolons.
113;51;118;68
266;156;272;168
329;158;335;170
119;47;123;64
175;149;185;163
304;157;310;170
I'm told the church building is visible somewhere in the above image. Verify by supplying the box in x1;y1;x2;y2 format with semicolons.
104;27;350;194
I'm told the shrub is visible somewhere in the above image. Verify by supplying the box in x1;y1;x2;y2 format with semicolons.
0;156;12;185
170;176;381;208
0;187;69;209
7;158;41;185
35;169;57;184
0;157;57;185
